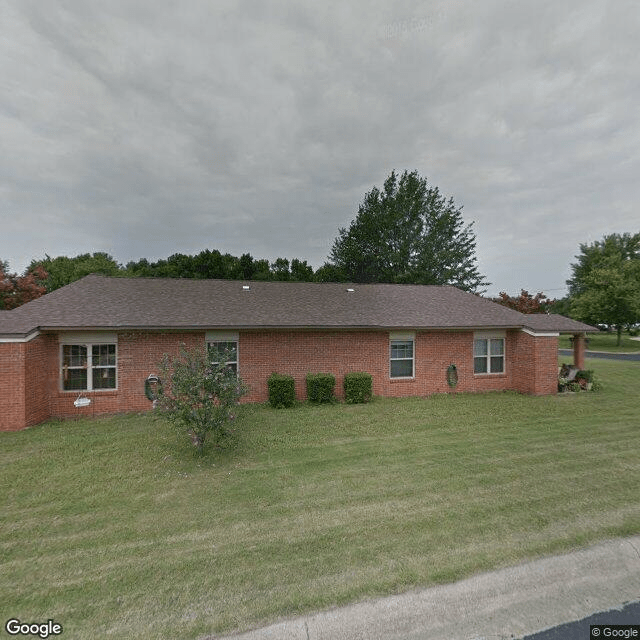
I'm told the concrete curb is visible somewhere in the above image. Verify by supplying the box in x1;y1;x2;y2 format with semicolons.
211;536;640;640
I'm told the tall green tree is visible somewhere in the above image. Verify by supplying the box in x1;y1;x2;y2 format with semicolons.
567;233;640;345
571;256;640;345
329;170;488;292
567;232;640;297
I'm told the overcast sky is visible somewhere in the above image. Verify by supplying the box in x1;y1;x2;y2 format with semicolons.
2;0;638;296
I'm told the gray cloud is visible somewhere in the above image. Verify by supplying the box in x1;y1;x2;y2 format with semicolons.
2;0;639;295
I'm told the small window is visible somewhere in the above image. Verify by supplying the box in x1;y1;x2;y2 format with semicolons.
390;338;414;378
474;337;505;374
62;343;117;391
207;340;238;375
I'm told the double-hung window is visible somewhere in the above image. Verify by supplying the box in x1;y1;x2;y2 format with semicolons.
60;334;117;391
206;331;239;375
390;333;415;378
473;333;505;374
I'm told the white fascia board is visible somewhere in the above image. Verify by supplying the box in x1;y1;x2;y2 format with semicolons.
522;328;560;337
0;330;41;343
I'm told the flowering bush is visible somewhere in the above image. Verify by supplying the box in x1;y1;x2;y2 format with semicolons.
156;345;247;453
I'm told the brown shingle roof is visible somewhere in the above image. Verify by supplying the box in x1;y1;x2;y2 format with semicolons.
0;275;598;337
523;313;596;334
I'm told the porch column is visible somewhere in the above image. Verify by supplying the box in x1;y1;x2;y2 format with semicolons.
573;333;586;370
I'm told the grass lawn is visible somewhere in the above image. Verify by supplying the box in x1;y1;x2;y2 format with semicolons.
559;331;640;352
1;358;639;639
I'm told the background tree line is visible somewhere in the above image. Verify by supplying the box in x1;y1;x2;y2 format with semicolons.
2;169;489;300
2;170;638;339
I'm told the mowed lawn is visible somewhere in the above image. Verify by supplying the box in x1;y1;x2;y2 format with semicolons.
1;358;639;639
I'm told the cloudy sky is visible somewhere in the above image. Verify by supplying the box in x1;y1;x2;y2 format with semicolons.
2;0;638;296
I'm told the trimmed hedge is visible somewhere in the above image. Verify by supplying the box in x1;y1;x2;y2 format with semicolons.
306;373;336;403
343;372;372;404
267;373;296;408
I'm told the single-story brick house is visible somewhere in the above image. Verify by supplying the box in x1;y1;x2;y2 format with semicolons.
0;274;595;431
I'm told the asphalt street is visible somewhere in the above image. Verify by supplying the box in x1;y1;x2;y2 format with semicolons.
522;600;640;640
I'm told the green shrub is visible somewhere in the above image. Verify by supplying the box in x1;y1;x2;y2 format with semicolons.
343;372;372;404
576;370;594;383
268;373;296;408
306;373;336;403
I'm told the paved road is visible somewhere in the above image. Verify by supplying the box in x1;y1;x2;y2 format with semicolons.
211;536;640;640
523;600;640;639
559;349;640;362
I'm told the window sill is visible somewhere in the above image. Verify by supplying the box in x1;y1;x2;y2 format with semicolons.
60;389;119;394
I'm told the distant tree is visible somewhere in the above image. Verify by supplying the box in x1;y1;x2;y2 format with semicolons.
252;258;271;281
567;232;640;345
0;261;48;309
165;253;196;278
567;232;640;296
29;253;121;292
547;296;572;317
270;258;291;281
290;258;314;281
314;262;348;283
571;258;640;345
239;253;257;279
124;257;154;277
36;248;316;286
329;170;488;292
492;290;556;314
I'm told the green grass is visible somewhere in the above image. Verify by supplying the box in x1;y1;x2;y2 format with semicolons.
1;358;639;639
559;331;640;352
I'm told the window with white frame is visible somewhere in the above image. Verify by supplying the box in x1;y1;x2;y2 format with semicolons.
206;331;239;375
390;333;415;378
61;342;117;391
207;341;238;374
473;334;505;374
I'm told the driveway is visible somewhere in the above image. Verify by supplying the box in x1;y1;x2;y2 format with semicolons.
210;536;640;640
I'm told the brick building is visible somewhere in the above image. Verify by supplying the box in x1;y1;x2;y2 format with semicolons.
0;275;595;431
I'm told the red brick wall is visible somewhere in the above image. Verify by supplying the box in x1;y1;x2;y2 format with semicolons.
510;331;559;395
24;334;57;427
0;342;26;431
0;328;560;430
238;329;555;401
47;331;203;421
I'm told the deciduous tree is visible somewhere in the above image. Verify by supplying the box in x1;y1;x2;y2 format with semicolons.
567;232;640;345
29;253;121;292
571;258;640;345
492;290;556;314
0;261;48;309
329;170;488;292
567;232;640;296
